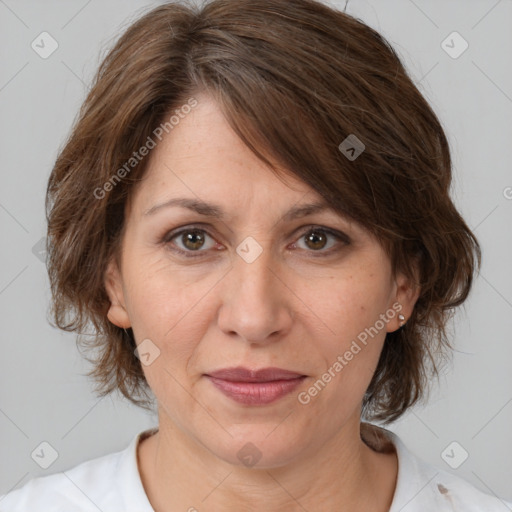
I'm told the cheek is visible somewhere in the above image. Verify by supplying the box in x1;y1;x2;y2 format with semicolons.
305;266;392;344
123;252;216;336
121;257;216;381
300;267;392;396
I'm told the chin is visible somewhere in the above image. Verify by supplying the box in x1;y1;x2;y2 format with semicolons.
201;424;307;469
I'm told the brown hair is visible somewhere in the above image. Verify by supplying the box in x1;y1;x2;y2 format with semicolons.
46;0;481;423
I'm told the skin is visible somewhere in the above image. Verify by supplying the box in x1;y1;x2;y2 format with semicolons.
104;92;421;511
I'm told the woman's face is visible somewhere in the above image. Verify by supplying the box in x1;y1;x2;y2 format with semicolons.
105;93;419;467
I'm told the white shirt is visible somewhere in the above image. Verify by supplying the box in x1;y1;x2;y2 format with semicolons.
1;423;510;511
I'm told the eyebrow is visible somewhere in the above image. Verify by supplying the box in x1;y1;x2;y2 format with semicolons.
142;197;333;223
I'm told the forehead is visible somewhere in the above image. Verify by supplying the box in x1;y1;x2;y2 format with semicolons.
130;94;322;215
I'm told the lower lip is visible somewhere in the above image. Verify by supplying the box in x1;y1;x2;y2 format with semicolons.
206;376;306;405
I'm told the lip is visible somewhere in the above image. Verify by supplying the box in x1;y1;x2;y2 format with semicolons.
205;367;307;405
207;367;305;382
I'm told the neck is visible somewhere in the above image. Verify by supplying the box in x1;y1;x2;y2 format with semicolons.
137;416;398;512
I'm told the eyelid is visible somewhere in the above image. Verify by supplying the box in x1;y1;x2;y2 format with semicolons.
161;223;351;258
161;224;220;256
290;225;351;256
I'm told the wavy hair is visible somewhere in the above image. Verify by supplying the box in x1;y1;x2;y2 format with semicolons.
45;0;481;423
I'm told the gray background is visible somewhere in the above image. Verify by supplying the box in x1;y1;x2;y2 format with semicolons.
1;0;511;503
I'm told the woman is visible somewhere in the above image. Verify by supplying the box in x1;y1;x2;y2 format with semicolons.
1;0;510;510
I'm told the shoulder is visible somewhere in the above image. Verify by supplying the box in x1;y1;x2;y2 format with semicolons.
0;453;119;511
0;449;124;512
0;428;157;512
429;467;512;511
362;423;512;512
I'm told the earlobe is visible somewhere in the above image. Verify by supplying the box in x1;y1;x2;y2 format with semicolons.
104;259;131;329
388;263;421;333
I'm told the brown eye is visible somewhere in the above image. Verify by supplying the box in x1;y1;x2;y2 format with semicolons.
163;224;349;259
181;230;206;251
293;227;350;256
304;230;328;251
164;227;218;257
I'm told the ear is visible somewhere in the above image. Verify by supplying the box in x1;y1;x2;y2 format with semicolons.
104;258;131;329
387;258;421;333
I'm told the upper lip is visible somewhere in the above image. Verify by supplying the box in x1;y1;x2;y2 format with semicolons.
206;367;306;382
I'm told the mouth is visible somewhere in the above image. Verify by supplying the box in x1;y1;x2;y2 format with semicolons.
204;367;307;405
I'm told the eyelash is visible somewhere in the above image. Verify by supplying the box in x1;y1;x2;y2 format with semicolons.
161;224;351;259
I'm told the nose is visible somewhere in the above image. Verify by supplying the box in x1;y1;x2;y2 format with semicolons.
217;244;293;345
